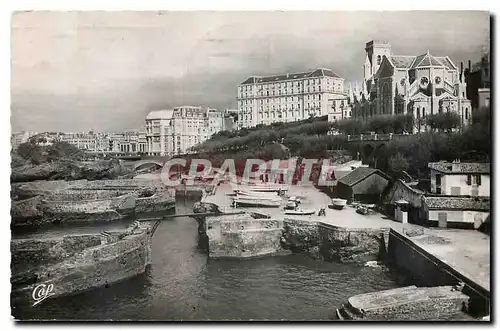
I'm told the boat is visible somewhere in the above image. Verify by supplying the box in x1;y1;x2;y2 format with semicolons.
331;198;347;210
356;206;369;215
232;196;282;208
235;189;278;198
284;200;298;210
284;208;316;215
235;184;290;194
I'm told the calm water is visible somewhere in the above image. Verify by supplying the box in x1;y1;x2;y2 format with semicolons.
12;199;399;321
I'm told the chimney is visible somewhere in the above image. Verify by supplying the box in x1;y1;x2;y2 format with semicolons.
452;159;461;172
468;60;471;71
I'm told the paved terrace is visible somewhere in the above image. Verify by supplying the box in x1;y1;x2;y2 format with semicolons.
204;183;490;293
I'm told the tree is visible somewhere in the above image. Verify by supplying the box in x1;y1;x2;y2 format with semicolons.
387;152;409;179
427;112;461;132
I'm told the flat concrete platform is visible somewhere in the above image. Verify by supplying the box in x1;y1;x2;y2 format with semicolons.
395;228;490;292
205;183;421;231
205;183;490;294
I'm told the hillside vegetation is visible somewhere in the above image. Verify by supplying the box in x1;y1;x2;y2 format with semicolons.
189;106;490;181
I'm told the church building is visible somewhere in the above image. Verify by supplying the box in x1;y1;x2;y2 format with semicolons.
349;40;472;132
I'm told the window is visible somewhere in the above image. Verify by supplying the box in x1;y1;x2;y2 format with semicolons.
319;94;321;100
475;175;482;185
467;175;472;186
377;55;381;65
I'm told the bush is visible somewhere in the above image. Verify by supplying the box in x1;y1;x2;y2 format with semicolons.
426;112;461;132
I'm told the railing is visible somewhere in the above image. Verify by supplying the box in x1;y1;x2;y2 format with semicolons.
346;133;395;142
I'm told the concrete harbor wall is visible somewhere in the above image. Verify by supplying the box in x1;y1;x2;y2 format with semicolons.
281;220;389;263
11;225;152;305
201;215;390;262
11;235;102;275
337;285;470;321
387;229;490;316
206;214;287;259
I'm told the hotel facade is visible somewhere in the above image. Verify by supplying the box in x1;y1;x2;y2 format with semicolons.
237;68;350;129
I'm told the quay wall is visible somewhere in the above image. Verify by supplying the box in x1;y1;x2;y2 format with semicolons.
203;215;390;262
281;219;389;263
387;229;490;316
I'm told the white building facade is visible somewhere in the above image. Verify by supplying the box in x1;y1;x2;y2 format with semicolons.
423;161;490;229
145;110;174;156
60;131;109;152
145;107;225;156
237;68;349;129
11;131;37;150
429;161;490;197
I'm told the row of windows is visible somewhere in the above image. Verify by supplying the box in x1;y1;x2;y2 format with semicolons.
239;86;346;98
239;78;330;92
240;94;324;106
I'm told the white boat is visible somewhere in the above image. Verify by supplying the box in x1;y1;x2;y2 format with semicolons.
232;196;282;208
236;184;290;193
331;198;347;210
235;189;278;197
284;208;316;215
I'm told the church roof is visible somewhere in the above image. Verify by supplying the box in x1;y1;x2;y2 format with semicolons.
240;68;341;85
410;51;446;69
389;55;416;69
435;57;457;70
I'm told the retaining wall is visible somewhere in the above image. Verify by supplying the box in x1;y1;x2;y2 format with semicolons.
387;228;490;316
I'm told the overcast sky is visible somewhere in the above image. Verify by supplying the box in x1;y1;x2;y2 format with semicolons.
11;11;490;132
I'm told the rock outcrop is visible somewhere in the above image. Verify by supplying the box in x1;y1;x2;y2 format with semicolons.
10;159;131;183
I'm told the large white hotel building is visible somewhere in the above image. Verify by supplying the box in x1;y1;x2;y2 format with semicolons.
237;68;350;129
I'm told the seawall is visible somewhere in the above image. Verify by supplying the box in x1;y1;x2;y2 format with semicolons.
387;228;490;316
281;220;389;263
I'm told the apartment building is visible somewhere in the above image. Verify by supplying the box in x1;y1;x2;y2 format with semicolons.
11;131;37;150
237;68;348;129
145;109;174;156
145;106;225;156
60;131;109;153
